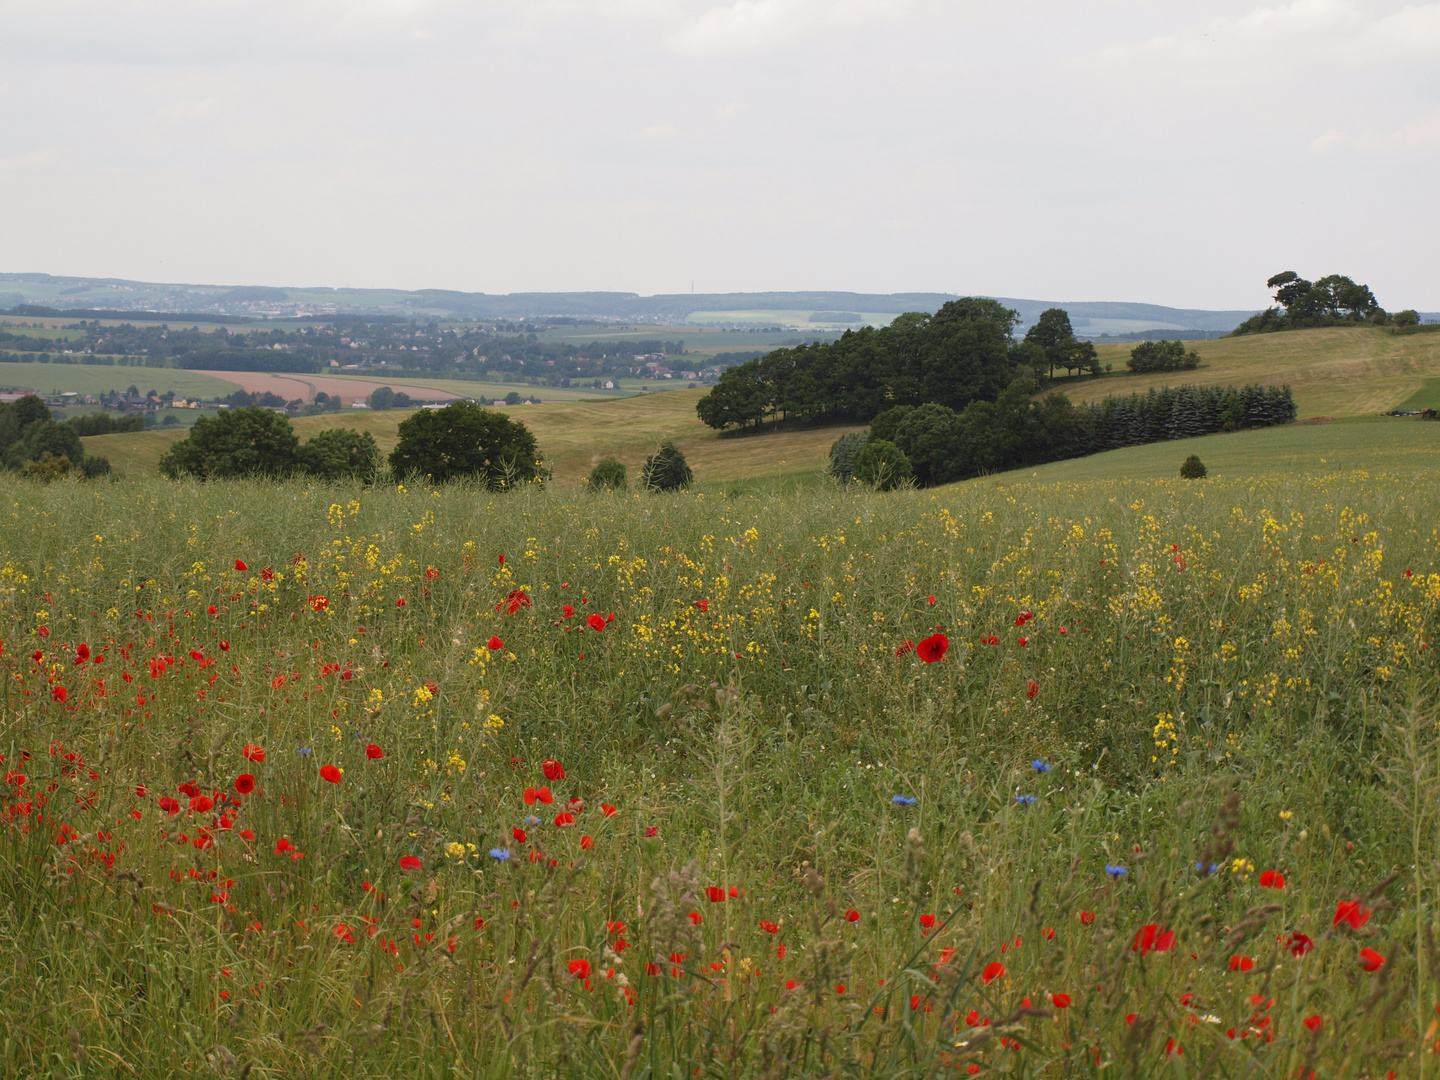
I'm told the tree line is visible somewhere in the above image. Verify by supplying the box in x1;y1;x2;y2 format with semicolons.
1233;271;1421;334
830;380;1296;488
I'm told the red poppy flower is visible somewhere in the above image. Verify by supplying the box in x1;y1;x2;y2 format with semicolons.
568;959;592;979
1079;910;1095;925
981;961;1006;984
524;787;553;805
1303;1015;1323;1031
1132;924;1175;954
542;759;566;781
505;589;531;614
553;812;575;827
1287;932;1314;956
1359;948;1385;972
580;835;593;849
158;796;181;815
601;803;617;817
687;911;702;925
1229;955;1255;971
234;774;256;795
1259;870;1286;889
220;640;229;651
586;613;606;633
706;886;726;903
916;633;949;663
1052;993;1071;1009
895;640;915;656
309;596;328;612
512;827;527;843
396;598;406;607
190;795;214;813
178;782;200;797
243;745;265;762
488;636;503;651
52;686;67;703
644;826;658;837
320;764;342;784
366;744;384;760
1026;680;1038;699
274;838;293;854
1018;636;1028;647
235;560;248;571
562;604;574;619
76;644;90;662
919;914;936;929
845;909;860;922
696;598;709;613
399;855;423;871
1334;899;1371;929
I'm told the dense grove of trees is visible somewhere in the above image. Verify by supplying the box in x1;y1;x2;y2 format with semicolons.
832;381;1296;487
1233;271;1420;334
1127;340;1201;373
66;413;144;436
0;395;111;478
696;299;1085;430
159;407;382;482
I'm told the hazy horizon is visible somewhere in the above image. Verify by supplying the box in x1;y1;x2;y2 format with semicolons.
3;1;1436;311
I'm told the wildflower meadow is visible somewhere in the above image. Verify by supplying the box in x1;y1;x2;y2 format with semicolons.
2;469;1438;1078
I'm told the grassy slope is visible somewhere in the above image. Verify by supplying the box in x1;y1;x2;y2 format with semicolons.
83;389;862;482
1077;327;1440;417
0;361;240;397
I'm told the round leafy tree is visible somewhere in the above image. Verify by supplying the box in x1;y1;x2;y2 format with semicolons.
1179;454;1208;479
869;405;914;444
589;457;628;491
854;438;913;491
640;442;692;492
388;401;540;487
300;428;384;483
158;406;301;480
892;403;962;486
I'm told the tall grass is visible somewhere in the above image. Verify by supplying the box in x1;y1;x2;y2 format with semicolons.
1;469;1437;1077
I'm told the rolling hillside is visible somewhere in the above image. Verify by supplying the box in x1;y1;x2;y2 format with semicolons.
1081;326;1440;417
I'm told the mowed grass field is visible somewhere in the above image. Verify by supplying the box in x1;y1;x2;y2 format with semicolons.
83;388;862;483
1078;327;1440;418
0;361;241;398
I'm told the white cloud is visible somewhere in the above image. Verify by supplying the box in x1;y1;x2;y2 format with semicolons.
1313;110;1440;152
669;0;903;53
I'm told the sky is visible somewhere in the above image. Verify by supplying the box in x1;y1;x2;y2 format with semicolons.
1;0;1437;309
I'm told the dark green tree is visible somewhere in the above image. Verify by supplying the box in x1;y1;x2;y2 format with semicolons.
869;405;914;443
1024;308;1077;379
589;457;628;491
368;386;396;410
158;406;302;479
892;403;963;486
1179;454;1208;479
853;439;912;491
299;428;383;483
828;431;870;482
388;402;540;487
640;442;692;492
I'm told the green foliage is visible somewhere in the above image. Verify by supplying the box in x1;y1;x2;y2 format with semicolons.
67;413;144;436
1234;271;1388;334
891;402;962;486
868;405;913;444
0;394;107;479
18;454;71;481
389;401;541;487
588;456;628;491
1179;453;1208;478
695;298;1021;430
853;437;912;489
366;386;412;410
1127;339;1201;373
1394;309;1420;328
158;405;302;480
640;441;692;492
298;428;384;483
827;431;870;482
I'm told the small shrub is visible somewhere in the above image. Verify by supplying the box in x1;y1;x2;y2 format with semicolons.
828;431;869;482
854;438;913;490
19;455;72;481
1179;454;1208;479
640;442;692;492
1128;340;1201;373
589;457;628;491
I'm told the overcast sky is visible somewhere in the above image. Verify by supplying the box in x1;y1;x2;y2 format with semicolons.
1;0;1436;309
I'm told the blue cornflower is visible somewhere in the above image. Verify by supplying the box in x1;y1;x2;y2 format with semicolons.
891;795;917;806
1030;760;1051;773
489;848;511;862
297;747;312;755
1194;861;1219;875
1105;864;1128;878
1015;794;1038;805
526;815;542;826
